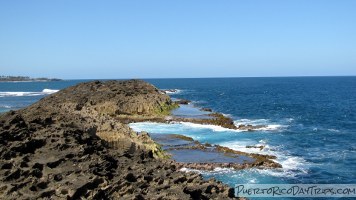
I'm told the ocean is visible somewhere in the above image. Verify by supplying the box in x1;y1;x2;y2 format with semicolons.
1;77;355;198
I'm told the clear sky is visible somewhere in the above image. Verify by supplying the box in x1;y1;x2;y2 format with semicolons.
0;0;355;79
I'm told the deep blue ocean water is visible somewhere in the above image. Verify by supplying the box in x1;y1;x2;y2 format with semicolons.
1;77;356;198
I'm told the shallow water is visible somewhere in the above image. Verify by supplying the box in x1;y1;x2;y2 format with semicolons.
148;132;255;164
171;104;212;119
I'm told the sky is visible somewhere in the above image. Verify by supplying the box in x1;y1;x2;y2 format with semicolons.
0;0;355;79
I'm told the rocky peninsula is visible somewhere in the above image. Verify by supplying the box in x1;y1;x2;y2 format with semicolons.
0;80;241;199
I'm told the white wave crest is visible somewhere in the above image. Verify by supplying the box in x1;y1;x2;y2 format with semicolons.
161;89;182;94
180;167;234;174
234;118;270;125
179;168;202;173
219;140;309;178
0;104;12;108
234;118;287;131
130;121;244;133
327;128;340;133
255;124;286;131
0;89;59;97
130;120;285;133
257;156;309;178
179;122;243;132
222;113;233;118
42;89;59;94
130;121;308;178
219;140;273;155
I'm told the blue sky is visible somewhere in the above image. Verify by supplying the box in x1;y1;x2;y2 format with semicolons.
0;0;355;79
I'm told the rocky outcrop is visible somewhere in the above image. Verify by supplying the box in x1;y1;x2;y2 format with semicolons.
172;113;267;131
14;80;175;158
0;80;237;199
171;113;239;129
33;79;176;116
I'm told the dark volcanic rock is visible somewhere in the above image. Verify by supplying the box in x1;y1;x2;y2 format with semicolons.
201;108;213;112
175;99;191;105
0;80;237;199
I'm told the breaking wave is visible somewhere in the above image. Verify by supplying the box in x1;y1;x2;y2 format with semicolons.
234;118;289;131
0;105;12;108
179;122;244;132
219;140;309;178
161;89;182;94
130;118;309;179
0;89;59;97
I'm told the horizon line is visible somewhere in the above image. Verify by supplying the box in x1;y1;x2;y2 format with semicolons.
61;75;356;80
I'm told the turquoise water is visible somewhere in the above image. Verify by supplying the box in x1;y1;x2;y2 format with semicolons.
1;77;356;199
171;104;212;119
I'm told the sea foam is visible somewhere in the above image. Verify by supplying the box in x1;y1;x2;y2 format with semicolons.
130;121;244;133
0;105;12;108
219;140;309;178
179;122;243;132
130;119;308;178
162;89;182;94
42;89;59;94
234;118;288;131
0;89;59;97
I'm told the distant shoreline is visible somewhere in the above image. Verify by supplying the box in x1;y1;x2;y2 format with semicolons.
0;76;62;82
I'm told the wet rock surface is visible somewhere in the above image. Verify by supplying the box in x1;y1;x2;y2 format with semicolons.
150;134;281;170
0;80;238;199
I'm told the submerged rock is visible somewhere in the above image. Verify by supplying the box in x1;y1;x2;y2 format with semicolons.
174;99;191;105
169;134;194;142
201;107;213;112
246;145;265;151
163;137;281;170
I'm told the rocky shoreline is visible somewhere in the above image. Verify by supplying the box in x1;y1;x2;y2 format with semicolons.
121;97;268;131
146;132;281;172
0;80;281;199
0;80;246;199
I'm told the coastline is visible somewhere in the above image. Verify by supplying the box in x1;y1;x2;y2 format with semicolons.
127;99;282;171
0;80;241;199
